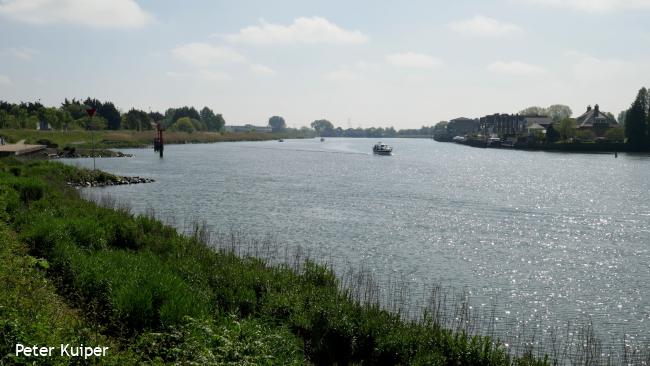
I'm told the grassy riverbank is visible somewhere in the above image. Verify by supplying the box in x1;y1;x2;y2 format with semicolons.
0;159;547;365
0;129;312;150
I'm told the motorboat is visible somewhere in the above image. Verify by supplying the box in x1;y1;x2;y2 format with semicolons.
373;142;393;155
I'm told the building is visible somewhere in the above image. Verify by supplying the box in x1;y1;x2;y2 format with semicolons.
479;114;552;137
446;117;479;137
575;104;618;136
225;124;273;133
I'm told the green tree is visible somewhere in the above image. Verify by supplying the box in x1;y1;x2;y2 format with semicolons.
575;129;596;141
519;106;547;116
268;116;286;132
547;104;572;122
605;126;625;142
200;107;224;131
557;118;576;141
617;110;627;125
170;117;196;133
311;119;334;136
123;109;151;131
546;123;559;143
624;87;648;146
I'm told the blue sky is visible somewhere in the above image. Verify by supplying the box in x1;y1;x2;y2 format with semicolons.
1;0;649;128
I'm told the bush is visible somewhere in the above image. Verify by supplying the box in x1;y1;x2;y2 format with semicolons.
11;178;45;204
51;242;210;332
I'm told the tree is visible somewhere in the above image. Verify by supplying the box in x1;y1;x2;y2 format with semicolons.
557;118;576;141
199;107;225;131
575;129;596;141
268;116;286;132
311;119;335;136
605;126;625;142
519;106;547;116
123;108;151;131
148;111;164;122
170;117;196;133
617;110;627;125
546;123;559;143
547;105;572;122
98;101;121;130
61;98;87;120
624;87;648;146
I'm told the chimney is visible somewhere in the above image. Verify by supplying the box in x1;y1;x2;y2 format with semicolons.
594;104;599;114
587;105;592;112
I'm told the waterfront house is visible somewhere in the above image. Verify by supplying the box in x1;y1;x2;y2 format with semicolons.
575;105;618;137
479;114;552;137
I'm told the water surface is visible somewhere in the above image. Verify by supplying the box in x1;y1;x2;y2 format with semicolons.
64;138;650;355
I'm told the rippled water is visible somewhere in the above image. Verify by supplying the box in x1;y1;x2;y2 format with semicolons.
63;138;650;356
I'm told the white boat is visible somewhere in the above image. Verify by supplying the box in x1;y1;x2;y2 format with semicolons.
373;142;393;155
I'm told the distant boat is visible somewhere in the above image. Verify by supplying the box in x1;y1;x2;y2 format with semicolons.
320;137;325;142
373;141;393;155
278;139;284;142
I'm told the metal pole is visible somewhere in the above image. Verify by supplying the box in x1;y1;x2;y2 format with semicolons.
91;115;96;170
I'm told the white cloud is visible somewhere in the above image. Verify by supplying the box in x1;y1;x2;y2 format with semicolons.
566;52;638;82
172;43;247;68
5;47;38;60
325;69;361;82
385;52;443;69
487;61;547;76
250;64;277;76
0;74;12;85
449;15;523;37
0;0;152;28
225;17;367;45
166;70;231;82
513;0;650;12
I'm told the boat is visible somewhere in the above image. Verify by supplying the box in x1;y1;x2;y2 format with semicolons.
320;137;325;142
278;139;284;142
373;141;393;155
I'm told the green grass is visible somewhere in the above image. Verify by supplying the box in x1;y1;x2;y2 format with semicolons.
0;158;550;365
0;128;313;150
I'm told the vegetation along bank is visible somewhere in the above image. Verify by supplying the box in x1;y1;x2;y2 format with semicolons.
0;158;548;365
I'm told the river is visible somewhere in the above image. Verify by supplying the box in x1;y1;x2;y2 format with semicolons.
63;137;650;360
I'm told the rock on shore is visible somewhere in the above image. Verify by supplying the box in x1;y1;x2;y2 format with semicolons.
67;176;155;188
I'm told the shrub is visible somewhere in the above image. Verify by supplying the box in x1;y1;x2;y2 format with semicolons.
11;178;45;204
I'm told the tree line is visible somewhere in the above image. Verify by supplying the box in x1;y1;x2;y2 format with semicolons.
624;87;650;147
0;98;226;133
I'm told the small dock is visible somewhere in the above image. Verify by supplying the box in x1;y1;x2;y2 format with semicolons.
0;142;47;157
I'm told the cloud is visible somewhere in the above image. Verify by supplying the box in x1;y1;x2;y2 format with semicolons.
250;64;277;76
166;70;231;82
225;16;367;45
449;15;523;37
325;69;361;82
385;52;443;69
0;0;152;28
513;0;650;12
172;43;247;68
566;52;638;82
487;61;547;76
0;74;12;85
5;47;38;60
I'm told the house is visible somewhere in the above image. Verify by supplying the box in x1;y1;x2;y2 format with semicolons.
37;120;51;130
575;104;618;136
446;117;479;137
225;124;273;133
479;114;553;137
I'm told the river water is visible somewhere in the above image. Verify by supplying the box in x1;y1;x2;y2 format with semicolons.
63;138;650;359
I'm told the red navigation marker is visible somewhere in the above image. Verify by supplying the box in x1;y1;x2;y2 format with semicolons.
86;108;96;117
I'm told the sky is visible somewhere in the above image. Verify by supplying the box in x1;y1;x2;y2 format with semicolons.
1;0;650;128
